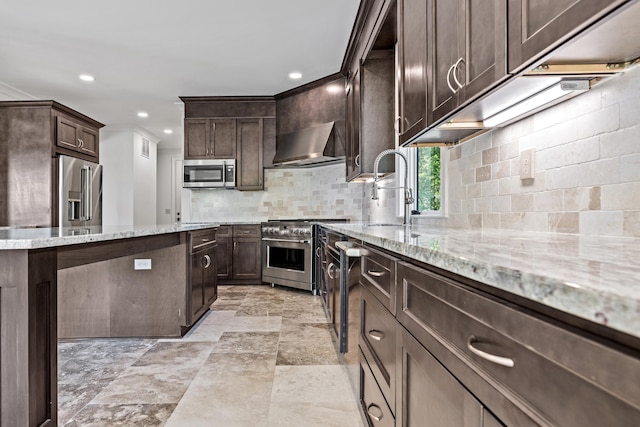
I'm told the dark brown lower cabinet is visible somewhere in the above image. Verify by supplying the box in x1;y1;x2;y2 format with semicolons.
218;224;262;285
0;249;57;427
397;326;485;427
189;232;217;326
359;244;640;427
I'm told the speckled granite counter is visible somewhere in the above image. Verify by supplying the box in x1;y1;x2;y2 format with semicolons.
0;223;219;250
321;222;640;340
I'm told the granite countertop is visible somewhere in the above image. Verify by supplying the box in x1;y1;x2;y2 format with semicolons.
321;222;640;340
0;223;219;250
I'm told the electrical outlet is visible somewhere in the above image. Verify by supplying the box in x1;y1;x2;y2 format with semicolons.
520;148;535;180
134;259;152;270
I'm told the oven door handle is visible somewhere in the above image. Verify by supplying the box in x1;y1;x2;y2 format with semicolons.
262;237;311;244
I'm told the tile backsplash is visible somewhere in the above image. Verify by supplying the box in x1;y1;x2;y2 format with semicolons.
189;66;639;237
415;65;640;237
189;163;365;222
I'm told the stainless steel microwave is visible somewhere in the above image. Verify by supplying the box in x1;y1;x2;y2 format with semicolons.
183;159;236;188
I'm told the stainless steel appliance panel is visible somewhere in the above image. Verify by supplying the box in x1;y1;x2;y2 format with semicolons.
183;159;236;188
59;155;102;227
262;238;313;291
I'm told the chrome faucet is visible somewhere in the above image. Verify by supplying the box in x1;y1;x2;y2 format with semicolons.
371;149;414;225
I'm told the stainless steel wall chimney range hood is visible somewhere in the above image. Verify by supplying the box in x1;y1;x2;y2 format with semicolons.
272;121;345;167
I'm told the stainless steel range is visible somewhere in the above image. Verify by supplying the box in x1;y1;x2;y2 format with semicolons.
261;221;314;292
262;219;349;293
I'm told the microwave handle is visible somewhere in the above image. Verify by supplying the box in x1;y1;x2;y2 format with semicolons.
223;161;227;186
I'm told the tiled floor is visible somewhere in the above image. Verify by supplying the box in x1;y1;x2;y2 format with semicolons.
58;285;365;426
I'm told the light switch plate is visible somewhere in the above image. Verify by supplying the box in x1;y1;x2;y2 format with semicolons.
520;148;535;180
134;259;152;270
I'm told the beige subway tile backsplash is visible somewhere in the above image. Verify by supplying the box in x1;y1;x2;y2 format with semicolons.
442;66;640;237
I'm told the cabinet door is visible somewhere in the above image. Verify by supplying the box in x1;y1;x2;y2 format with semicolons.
508;0;625;72
460;0;507;103
236;118;264;190
233;238;262;280
210;119;236;158
398;0;429;143
429;0;463;123
28;250;58;427
397;326;483;427
78;126;99;158
216;228;232;282
184;119;209;159
203;245;217;305
56;116;81;151
190;252;205;319
345;66;361;181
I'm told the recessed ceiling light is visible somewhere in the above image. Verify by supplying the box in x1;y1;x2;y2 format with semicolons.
163;129;173;134
289;71;302;80
137;112;148;118
79;74;95;82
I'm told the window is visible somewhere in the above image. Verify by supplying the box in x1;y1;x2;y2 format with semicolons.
401;146;445;217
416;147;441;212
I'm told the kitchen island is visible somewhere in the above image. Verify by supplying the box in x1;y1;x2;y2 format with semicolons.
321;222;640;426
0;223;217;427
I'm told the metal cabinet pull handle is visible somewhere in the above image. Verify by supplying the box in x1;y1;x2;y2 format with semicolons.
355;153;360;168
394;116;402;134
203;254;211;268
368;330;384;341
367;270;384;277
446;63;457;94
327;262;336;279
366;403;383;422
467;336;514;368
452;57;465;90
315;247;321;258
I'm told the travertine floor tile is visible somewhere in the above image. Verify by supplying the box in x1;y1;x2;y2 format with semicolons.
59;285;364;426
64;403;175;426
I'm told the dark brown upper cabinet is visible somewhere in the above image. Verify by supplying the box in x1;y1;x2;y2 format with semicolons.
236;118;264;191
345;65;361;181
181;97;275;191
0;101;103;227
508;0;629;73
184;118;237;159
56;115;100;159
341;0;396;181
428;0;508;123
397;0;429;144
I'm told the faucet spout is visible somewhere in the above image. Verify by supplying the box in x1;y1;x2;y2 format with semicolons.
372;149;414;225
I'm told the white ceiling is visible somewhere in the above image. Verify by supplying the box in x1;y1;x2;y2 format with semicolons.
0;0;360;149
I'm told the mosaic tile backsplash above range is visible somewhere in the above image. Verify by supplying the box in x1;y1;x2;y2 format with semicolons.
189;163;365;222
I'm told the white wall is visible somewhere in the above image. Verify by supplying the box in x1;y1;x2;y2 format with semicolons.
101;131;135;226
157;149;182;225
101;129;158;226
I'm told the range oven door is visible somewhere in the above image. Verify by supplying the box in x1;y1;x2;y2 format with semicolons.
262;239;313;291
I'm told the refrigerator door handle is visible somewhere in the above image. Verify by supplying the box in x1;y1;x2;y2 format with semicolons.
81;165;92;221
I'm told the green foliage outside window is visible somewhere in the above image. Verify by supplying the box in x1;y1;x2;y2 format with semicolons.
417;147;441;211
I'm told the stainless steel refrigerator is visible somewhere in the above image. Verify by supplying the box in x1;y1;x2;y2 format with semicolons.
58;155;102;227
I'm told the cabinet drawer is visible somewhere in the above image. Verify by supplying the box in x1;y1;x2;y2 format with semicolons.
361;348;395;427
361;245;397;315
233;224;260;238
397;262;640;427
190;229;216;252
360;284;395;413
216;225;232;238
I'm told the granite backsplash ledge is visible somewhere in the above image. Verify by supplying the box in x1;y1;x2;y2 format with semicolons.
322;222;640;342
